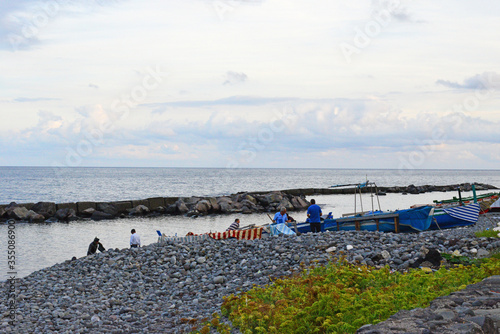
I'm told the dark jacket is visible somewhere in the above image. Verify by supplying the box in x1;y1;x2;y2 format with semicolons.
87;238;105;255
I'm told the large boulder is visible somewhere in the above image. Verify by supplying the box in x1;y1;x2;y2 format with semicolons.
8;207;30;220
217;197;232;205
31;202;56;217
245;194;258;205
0;207;5;218
184;197;202;206
129;205;150;216
195;200;212;214
218;202;231;213
81;208;95;217
175;200;189;214
240;199;257;211
96;203;118;216
291;196;309;209
55;208;77;221
231;201;243;210
264;192;283;206
26;210;45;222
165;204;178;215
217;197;233;213
91;211;114;221
278;198;294;211
208;197;220;212
254;195;270;206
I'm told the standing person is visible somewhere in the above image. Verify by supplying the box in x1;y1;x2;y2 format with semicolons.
273;208;291;224
130;229;141;248
87;237;105;255
226;218;240;231
307;199;322;233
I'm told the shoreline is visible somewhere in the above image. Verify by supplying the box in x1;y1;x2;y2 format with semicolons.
2;213;499;332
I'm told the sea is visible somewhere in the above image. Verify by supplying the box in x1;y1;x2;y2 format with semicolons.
1;167;499;281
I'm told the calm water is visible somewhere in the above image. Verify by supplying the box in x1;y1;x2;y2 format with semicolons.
1;167;500;203
1;167;499;280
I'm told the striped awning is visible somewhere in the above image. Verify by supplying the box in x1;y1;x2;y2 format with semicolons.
443;203;480;223
209;227;263;240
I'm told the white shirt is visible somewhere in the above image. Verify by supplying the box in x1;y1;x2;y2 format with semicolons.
130;233;141;246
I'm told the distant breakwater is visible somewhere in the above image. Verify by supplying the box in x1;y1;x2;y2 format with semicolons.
0;182;497;223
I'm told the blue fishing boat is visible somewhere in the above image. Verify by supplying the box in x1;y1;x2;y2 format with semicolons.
291;181;435;234
323;206;435;233
429;203;480;230
291;206;434;233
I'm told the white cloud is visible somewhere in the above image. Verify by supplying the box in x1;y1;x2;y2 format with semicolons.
1;0;500;168
223;71;248;85
436;72;500;90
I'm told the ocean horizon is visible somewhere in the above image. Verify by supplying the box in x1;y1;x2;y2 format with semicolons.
1;166;499;205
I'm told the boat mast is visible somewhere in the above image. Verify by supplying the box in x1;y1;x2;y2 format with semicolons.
359;184;364;213
370;183;375;213
374;183;382;211
354;188;357;215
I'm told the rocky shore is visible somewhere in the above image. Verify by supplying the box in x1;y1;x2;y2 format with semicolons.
2;213;500;333
0;182;496;224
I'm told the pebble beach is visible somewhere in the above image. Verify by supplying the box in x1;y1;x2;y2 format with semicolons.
2;213;500;333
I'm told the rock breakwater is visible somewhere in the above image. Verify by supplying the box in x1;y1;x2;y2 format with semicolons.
2;214;500;333
1;182;496;224
0;191;310;224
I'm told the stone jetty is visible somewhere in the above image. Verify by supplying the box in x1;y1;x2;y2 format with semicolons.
0;182;496;223
2;213;500;333
0;191;310;223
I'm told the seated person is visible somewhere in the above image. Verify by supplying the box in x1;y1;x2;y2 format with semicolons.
273;208;291;224
226;218;240;231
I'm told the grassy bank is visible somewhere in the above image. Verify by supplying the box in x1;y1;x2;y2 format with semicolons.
196;255;500;333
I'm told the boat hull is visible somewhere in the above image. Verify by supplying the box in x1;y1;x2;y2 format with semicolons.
429;203;480;230
294;206;434;234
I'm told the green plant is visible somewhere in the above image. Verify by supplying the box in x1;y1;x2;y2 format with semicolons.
219;258;500;333
475;229;500;238
441;253;479;266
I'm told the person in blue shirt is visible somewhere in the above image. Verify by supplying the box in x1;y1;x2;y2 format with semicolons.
307;199;322;233
273;208;291;224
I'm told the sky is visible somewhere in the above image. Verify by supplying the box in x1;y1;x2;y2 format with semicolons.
1;0;500;169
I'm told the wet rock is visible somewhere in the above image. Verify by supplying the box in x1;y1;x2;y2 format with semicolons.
90;211;114;221
195;200;211;214
55;208;76;221
7;206;30;220
128;205;150;216
31;202;57;217
175;200;188;214
96;203;118;216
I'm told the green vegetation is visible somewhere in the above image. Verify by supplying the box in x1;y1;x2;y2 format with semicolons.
194;258;500;334
475;229;500;238
441;253;479;266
